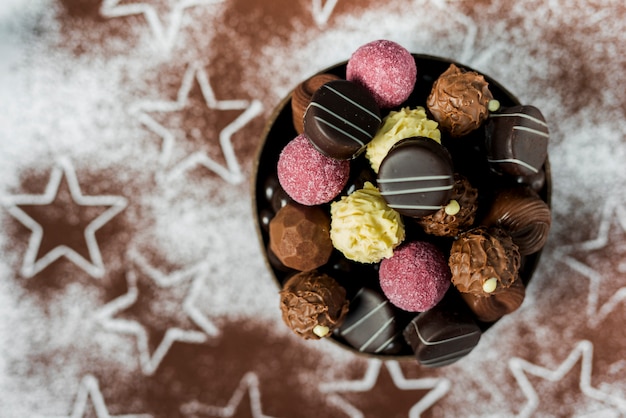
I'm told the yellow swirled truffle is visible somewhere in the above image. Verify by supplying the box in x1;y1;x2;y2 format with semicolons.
365;106;441;173
330;182;405;263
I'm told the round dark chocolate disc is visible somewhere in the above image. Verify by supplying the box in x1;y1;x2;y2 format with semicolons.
485;105;549;177
304;80;381;160
377;137;455;218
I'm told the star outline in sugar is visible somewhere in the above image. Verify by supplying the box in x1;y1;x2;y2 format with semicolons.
38;374;152;418
99;0;226;53
555;195;626;327
509;340;626;418
0;157;128;279
311;0;338;27
180;371;277;418
94;253;219;376
319;359;451;418
130;61;263;185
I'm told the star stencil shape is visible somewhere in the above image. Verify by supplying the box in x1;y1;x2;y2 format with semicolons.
555;196;626;327
100;0;225;53
509;340;626;417
0;158;127;279
181;372;277;418
319;359;450;418
311;0;338;27
94;252;218;376
40;374;152;418
131;61;263;184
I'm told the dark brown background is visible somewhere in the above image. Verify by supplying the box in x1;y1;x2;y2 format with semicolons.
1;0;625;417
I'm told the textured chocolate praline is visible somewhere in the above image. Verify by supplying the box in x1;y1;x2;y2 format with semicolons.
304;79;382;160
482;187;551;255
416;173;478;237
403;292;481;367
269;203;332;271
461;278;526;323
449;227;521;297
486;105;549;177
291;73;341;135
280;270;349;340
426;64;493;137
377;137;454;218
335;288;405;355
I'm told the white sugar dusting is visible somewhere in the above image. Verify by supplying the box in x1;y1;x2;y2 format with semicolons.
1;0;626;415
249;0;626;415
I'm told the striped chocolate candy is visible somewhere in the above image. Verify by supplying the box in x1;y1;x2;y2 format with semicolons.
377;137;455;218
402;292;481;367
486;105;549;177
335;288;405;355
304;80;381;160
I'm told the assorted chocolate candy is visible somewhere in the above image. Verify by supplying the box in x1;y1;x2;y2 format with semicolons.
255;40;552;366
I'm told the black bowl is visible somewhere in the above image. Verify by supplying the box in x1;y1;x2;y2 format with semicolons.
252;54;551;359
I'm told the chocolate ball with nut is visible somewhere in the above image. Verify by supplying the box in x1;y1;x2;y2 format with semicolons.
449;227;520;297
280;270;349;339
269;202;333;271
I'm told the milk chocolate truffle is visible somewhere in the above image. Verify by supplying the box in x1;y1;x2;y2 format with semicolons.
486;105;549;177
416;173;478;237
377;137;454;218
336;288;405;354
482;187;551;255
291;73;341;134
461;278;526;323
280;270;349;340
304;80;382;160
269;203;333;271
403;292;481;367
427;64;493;137
449;227;521;297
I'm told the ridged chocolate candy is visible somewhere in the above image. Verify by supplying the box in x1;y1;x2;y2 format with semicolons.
377;137;455;218
415;173;478;236
280;270;349;340
486;105;549;177
403;292;481;367
335;288;405;355
304;80;381;160
449;227;520;297
291;73;341;135
461;278;526;323
482;187;551;255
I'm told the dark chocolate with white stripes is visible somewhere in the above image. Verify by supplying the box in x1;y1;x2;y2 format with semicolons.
335;288;404;355
402;293;481;367
486;105;549;177
304;80;381;160
377;137;455;218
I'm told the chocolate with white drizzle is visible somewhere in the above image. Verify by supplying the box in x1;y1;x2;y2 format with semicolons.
377;137;455;218
485;105;549;177
335;287;405;355
304;80;381;160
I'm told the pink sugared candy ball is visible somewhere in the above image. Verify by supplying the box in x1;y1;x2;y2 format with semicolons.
379;241;451;312
347;40;417;109
277;134;350;205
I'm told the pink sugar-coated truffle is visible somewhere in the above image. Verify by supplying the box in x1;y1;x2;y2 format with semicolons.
277;134;350;205
379;241;451;312
346;40;417;109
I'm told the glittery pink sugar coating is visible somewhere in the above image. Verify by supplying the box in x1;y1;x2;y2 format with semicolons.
379;241;451;312
277;134;350;205
346;40;417;109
